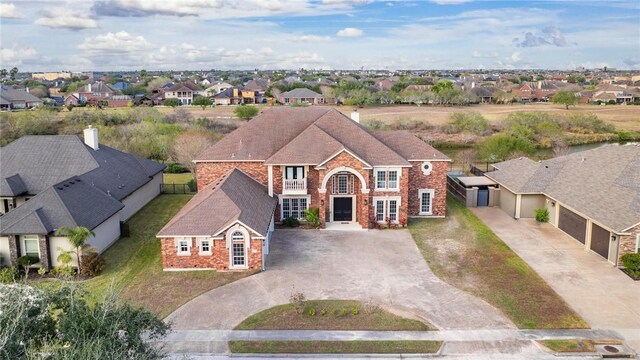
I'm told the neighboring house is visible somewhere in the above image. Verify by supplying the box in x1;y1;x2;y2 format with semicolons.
63;95;81;107
157;107;450;271
278;88;325;105
244;79;270;103
404;84;431;92
74;81;116;103
205;82;234;97
157;169;276;271
374;79;394;91
484;144;640;267
468;86;496;103
164;81;203;105
0;127;166;270
213;87;242;105
591;85;635;103
0;87;43;110
105;95;132;107
513;81;560;102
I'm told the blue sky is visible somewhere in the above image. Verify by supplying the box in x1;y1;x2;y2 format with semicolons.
1;0;639;71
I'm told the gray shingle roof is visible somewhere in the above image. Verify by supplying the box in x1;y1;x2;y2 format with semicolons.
0;88;44;104
372;131;450;161
0;135;165;199
280;88;323;99
157;169;277;237
0;178;124;235
1;174;28;196
486;144;640;232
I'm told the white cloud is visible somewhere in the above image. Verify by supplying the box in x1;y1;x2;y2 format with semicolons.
1;46;38;66
288;34;332;43
471;50;498;58
0;3;24;19
337;27;364;37
510;51;521;62
35;8;98;30
79;31;151;53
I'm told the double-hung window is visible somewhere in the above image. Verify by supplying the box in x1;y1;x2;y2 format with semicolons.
375;169;399;191
177;238;190;255
373;198;400;223
198;238;212;255
282;197;308;219
23;235;39;258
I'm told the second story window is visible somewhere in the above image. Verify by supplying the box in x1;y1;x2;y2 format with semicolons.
375;169;399;191
285;166;304;180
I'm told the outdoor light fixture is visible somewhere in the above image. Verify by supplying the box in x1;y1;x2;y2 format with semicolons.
320;200;324;206
364;199;368;205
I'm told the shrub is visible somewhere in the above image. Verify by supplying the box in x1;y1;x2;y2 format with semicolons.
340;308;348;316
535;208;549;222
304;208;322;228
37;267;47;276
79;251;106;277
282;217;300;228
320;308;327;316
165;163;188;174
234;105;259;120
364;119;386;130
0;267;20;284
164;98;181;107
363;299;378;314
52;265;76;278
621;253;640;277
289;289;306;315
476;134;536;162
17;255;39;279
187;178;197;192
445;112;491;135
308;308;316;316
351;307;359;315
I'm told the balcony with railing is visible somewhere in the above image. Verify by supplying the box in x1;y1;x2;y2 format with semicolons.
283;178;307;194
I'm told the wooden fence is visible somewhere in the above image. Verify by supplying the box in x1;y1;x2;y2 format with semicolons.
446;173;467;203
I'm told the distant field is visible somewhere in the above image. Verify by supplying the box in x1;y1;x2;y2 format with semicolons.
58;103;639;131
333;103;640;131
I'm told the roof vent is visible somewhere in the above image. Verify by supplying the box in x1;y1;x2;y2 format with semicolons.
107;190;111;196
57;186;63;190
76;178;82;182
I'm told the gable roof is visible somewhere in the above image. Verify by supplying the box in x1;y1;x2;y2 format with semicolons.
0;135;165;199
372;131;450;161
244;79;269;91
0;178;124;235
486;144;640;232
1;174;28;196
168;81;202;92
157;169;277;237
280;88;323;98
78;82;115;94
0;88;43;104
197;107;416;167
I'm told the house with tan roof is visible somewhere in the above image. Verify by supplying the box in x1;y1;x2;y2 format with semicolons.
157;107;450;271
485;144;640;267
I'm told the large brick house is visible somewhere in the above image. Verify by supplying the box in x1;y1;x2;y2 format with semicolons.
157;107;450;271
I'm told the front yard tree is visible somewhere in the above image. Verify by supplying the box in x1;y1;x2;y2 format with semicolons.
552;90;578;110
193;96;212;110
139;69;147;78
9;67;18;81
55;226;94;275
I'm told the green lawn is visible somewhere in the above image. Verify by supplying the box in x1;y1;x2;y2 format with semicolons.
79;195;254;318
229;340;442;354
163;173;193;184
538;339;596;353
235;300;434;331
409;198;588;329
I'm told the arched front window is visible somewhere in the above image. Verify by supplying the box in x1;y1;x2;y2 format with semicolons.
231;231;246;266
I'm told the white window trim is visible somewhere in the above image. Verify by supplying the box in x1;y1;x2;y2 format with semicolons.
421;161;433;176
372;196;401;224
279;195;311;220
226;225;251;269
22;235;40;258
197;237;212;256
374;168;401;191
418;189;435;216
636;234;640;253
176;237;191;256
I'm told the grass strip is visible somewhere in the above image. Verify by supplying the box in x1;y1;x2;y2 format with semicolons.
229;340;442;354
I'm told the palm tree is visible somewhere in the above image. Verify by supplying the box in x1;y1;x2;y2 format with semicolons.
56;226;94;275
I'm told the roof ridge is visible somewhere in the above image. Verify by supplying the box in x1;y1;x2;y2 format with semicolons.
1;206;44;232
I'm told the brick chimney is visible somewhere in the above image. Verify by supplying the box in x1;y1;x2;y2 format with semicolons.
83;125;99;150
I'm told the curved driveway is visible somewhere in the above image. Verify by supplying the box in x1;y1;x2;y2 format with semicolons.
166;229;514;330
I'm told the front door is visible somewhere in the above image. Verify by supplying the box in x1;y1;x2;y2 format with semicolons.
333;197;353;222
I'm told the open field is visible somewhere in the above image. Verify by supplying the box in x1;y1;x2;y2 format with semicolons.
409;199;588;329
333;103;640;131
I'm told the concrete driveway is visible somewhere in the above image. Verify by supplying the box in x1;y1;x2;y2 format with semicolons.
166;229;514;331
471;207;640;351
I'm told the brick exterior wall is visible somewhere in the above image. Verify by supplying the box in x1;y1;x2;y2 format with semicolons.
196;161;268;190
618;224;640;267
161;233;262;271
408;161;448;217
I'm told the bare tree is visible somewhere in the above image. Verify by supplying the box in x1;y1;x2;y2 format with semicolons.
551;137;569;157
172;132;215;174
456;149;477;173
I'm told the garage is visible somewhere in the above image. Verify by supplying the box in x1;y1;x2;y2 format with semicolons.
558;206;586;244
590;223;610;259
499;187;516;218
